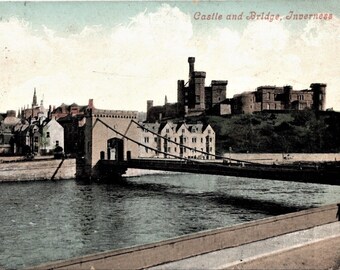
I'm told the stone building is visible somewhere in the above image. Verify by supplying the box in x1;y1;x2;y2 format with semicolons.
51;99;94;120
12;114;64;155
177;57;228;116
146;57;327;120
138;121;216;159
231;84;326;114
147;57;228;121
0;110;20;154
52;100;93;155
39;116;64;155
82;107;140;177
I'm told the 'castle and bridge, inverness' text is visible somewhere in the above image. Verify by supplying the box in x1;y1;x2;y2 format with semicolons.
193;11;333;21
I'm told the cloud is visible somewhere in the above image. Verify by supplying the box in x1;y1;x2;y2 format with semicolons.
0;5;339;114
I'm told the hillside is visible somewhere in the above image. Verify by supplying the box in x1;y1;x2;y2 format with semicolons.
185;110;340;155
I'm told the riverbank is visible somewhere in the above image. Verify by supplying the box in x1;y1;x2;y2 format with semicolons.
1;153;339;182
0;158;76;182
224;153;340;164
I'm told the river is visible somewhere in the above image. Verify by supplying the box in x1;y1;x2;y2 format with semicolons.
1;173;340;269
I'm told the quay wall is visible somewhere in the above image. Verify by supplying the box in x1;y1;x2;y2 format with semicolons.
224;153;340;164
0;159;76;182
31;203;339;270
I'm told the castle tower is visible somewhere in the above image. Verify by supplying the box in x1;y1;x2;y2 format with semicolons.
188;57;195;82
177;80;185;114
283;85;293;110
32;88;38;107
147;100;153;112
164;95;168;105
193;71;206;111
311;83;326;111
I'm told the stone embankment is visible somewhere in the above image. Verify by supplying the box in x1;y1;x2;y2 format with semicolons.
0;158;76;182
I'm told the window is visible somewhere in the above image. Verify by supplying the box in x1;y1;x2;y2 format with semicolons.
166;129;170;133
144;137;149;143
174;138;177;143
209;147;212;152
154;137;157;143
145;147;148;153
192;137;197;143
34;137;39;143
208;130;211;134
174;148;177;152
209;138;212;142
183;138;187;143
201;138;203;143
182;129;185;133
56;140;59;146
168;147;171;153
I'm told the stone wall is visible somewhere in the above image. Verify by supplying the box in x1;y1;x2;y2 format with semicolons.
30;203;339;270
0;159;76;182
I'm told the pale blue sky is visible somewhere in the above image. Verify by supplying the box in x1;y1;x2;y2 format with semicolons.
1;1;338;34
0;1;339;112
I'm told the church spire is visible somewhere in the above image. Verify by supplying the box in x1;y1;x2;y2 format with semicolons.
32;88;38;107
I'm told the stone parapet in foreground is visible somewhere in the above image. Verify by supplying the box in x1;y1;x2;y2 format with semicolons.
29;203;339;270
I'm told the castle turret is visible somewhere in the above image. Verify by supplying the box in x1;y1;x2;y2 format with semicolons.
283;85;293;110
311;83;326;111
188;57;195;81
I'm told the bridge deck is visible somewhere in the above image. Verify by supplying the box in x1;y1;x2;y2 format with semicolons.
98;159;340;185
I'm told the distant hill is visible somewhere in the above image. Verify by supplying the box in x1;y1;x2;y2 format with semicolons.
185;110;340;155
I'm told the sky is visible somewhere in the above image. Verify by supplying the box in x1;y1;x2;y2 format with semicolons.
0;0;339;113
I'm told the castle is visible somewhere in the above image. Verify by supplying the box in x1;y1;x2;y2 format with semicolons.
146;57;326;121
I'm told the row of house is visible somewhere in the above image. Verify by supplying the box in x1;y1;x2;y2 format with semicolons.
0;109;64;156
138;122;215;159
1;92;216;159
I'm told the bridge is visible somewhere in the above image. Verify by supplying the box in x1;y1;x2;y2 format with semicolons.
98;159;340;186
77;110;340;185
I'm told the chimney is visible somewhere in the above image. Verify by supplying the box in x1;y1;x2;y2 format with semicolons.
48;105;52;119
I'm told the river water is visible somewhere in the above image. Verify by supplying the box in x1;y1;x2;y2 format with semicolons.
1;173;340;269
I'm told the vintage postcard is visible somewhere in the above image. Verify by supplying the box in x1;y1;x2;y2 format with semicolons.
0;1;339;269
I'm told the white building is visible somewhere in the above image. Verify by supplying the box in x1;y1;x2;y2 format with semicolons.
40;116;64;154
139;122;215;159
